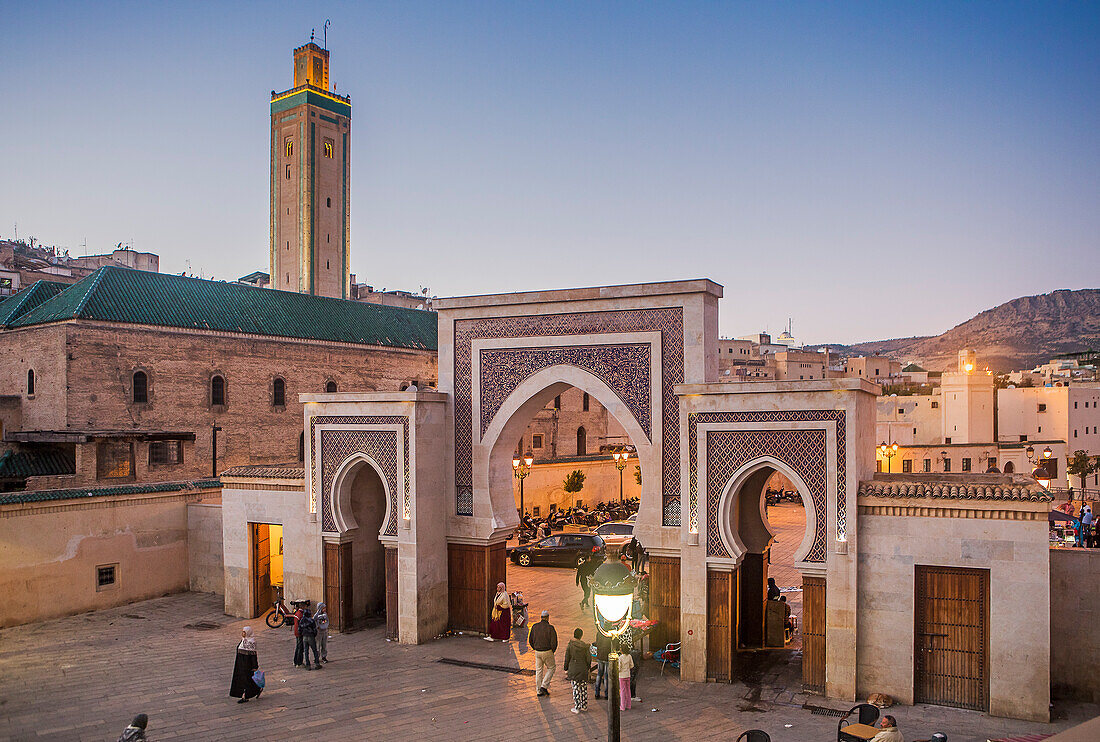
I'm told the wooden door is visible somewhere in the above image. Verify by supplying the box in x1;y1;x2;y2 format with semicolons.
648;556;680;653
706;569;737;682
802;575;826;694
251;523;272;619
914;566;989;711
385;547;398;640
323;541;353;632
448;543;488;633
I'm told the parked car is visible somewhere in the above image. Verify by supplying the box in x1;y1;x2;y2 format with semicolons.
509;533;606;567
593;520;634;553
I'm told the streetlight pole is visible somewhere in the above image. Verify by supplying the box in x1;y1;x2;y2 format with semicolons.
512;450;533;516
590;561;636;742
613;450;630;505
879;441;898;473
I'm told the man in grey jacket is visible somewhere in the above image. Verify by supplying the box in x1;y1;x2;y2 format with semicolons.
528;610;558;697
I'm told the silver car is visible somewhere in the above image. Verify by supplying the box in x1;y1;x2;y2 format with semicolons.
593;520;634;553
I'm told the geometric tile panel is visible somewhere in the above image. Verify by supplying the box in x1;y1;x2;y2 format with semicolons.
453;308;684;523
704;429;827;562
310;415;409;535
479;343;652;439
687;409;847;563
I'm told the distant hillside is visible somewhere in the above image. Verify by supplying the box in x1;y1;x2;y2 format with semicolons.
822;288;1100;372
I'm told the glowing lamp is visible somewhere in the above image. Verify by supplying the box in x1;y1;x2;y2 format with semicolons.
590;561;636;637
512;456;521;470
1033;465;1051;489
1042;447;1053;460
524;454;533;467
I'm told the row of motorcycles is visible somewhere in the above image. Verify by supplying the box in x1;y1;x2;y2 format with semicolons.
515;499;640;543
765;488;801;506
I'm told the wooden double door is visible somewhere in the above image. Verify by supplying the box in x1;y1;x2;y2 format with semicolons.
914;566;989;711
323;541;399;639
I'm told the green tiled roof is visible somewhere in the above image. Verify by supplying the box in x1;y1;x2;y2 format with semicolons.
9;267;436;350
0;280;68;326
0;448;76;479
0;477;220;506
902;363;927;372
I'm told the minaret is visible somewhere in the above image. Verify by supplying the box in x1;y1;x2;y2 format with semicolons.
270;37;351;298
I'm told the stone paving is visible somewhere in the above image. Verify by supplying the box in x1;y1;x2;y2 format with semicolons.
1;503;1095;741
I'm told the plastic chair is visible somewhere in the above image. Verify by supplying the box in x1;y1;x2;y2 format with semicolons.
736;731;771;742
838;704;880;742
653;641;681;675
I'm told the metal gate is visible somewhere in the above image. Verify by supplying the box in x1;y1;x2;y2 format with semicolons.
914;566;989;711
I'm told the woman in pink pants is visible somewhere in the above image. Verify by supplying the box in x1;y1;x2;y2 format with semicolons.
618;643;635;710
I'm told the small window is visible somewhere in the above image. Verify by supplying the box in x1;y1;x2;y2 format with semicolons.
27;369;35;396
1038;403;1047;412
327;197;332;208
943;458;951;472
298;431;305;462
554;395;561;410
532;506;540;517
326;380;338;393
583;392;590;412
945;437;951;445
285;138;293;157
576;427;587;456
1020;434;1027;442
96;564;118;591
902;459;912;473
323;140;334;158
149;440;182;466
930;401;939;409
1003;461;1015;473
273;377;286;407
923;458;931;473
97;441;134;480
286;164;291;180
576;499;583;508
211;375;226;406
962;458;972;472
988;457;997;468
132;371;148;404
532;434;543;448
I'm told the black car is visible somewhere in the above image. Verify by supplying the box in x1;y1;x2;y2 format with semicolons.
509;532;606;567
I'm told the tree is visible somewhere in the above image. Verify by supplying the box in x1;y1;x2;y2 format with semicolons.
563;469;586;494
634;465;641;486
1066;450;1100;490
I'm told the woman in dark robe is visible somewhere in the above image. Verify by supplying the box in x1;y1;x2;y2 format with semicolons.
229;626;262;703
486;582;511;641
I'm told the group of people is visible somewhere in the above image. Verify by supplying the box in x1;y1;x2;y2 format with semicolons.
528;610;642;714
765;577;795;647
227;600;331;705
1074;504;1095;547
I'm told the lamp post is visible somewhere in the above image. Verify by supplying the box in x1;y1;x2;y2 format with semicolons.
1027;445;1053;488
613;449;630;504
590;561;637;742
512;450;533;516
879;441;898;473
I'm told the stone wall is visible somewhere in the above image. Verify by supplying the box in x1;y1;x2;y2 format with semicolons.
511;457;641;516
1050;548;1100;703
0;323;68;433
187;500;225;595
856;503;1050;721
0;488;217;628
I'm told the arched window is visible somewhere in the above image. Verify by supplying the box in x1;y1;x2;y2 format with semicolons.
577;427;587;456
583;392;590;411
273;377;286;407
211;375;225;406
1003;461;1014;474
325;380;337;393
26;369;35;396
298;431;305;462
554;395;561;410
133;371;148;404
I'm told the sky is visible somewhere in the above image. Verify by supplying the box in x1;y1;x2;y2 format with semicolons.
2;1;1098;344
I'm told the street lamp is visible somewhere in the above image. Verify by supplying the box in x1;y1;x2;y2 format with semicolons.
879;441;898;473
512;450;533;517
590;561;637;742
613;449;630;504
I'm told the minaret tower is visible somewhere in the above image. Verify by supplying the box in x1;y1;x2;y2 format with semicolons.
271;36;351;298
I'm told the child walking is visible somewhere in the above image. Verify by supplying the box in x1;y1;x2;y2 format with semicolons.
315;602;329;663
617;640;634;711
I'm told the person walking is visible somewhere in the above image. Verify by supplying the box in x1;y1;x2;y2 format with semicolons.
116;713;149;741
528;610;558;697
564;628;592;714
292;604;305;667
576;555;600;608
314;602;329;663
299;608;321;670
487;582;512;641
593;631;612;699
617;638;635;711
229;627;262;703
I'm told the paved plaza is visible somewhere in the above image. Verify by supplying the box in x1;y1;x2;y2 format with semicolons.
1;504;1093;741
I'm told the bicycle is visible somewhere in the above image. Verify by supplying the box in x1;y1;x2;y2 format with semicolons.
265;588;309;628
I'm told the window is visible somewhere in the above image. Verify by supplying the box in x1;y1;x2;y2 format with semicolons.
1003;461;1014;474
945;437;952;445
923;458;931;473
1038;403;1047;412
326;380;338;393
149;440;182;466
902;459;912;473
285;138;293;157
576;427;587;456
931;401;939;409
532;506;540;517
583;393;590;412
96;564;118;591
286;164;291;180
298;432;305;462
988;457;997;468
532;434;543;448
272;378;286;407
211;375;226;406
962;457;972;472
323;140;334;158
26;369;35;396
943;458;951;472
554;395;561;410
132;371;148;404
327;197;331;208
1020;435;1027;442
1038;426;1042;434
97;441;134;480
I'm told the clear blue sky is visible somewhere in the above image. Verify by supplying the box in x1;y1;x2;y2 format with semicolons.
3;1;1097;344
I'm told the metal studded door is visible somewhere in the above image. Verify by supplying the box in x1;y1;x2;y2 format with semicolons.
914;566;989;711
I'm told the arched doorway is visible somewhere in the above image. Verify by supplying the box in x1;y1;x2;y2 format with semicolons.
324;457;396;637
